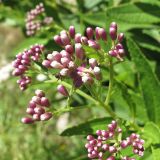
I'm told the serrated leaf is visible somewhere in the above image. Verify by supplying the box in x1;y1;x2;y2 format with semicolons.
127;37;160;124
83;12;106;27
60;117;112;136
143;122;160;145
106;3;160;31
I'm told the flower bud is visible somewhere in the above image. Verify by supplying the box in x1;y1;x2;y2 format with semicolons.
21;117;34;124
118;33;124;42
75;43;85;60
60;68;69;76
81;36;88;45
109;27;117;40
89;58;98;69
69;26;75;38
50;61;63;69
57;84;69;96
65;45;74;55
34;106;45;114
60;33;70;46
35;89;45;97
42;60;51;68
75;33;82;43
40;112;52;121
26;108;35;115
107;156;115;160
88;40;100;50
53;35;63;46
86;27;94;39
33;113;40;121
40;97;50;107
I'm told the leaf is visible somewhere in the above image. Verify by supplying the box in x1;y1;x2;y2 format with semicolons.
127;37;160;124
143;122;160;146
11;37;48;56
106;3;160;31
152;147;160;160
83;12;106;27
60;117;112;136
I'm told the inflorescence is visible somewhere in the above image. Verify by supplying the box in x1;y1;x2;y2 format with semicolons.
85;121;144;160
25;2;53;36
21;89;52;124
42;22;124;89
12;44;44;90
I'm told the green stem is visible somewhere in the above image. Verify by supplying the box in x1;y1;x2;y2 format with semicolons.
105;57;114;106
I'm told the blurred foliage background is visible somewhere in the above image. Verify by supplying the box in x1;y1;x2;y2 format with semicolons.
0;0;160;160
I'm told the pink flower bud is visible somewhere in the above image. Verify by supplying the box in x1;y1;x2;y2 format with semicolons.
57;85;69;96
109;50;118;57
118;33;124;42
81;36;88;45
26;108;35;115
121;140;128;148
50;61;63;69
75;33;82;43
65;45;74;55
109;27;117;40
93;66;102;80
52;51;62;62
21;117;34;124
88;40;100;50
42;60;51;68
34;106;45;114
89;58;98;69
40;97;50;107
109;146;117;153
60;33;70;46
60;68;69;76
69;26;75;38
107;156;115;160
86;27;94;39
110;22;117;30
75;43;85;60
53;35;63;46
33;113;40;121
32;96;41;104
35;89;45;97
28;100;36;108
40;112;52;121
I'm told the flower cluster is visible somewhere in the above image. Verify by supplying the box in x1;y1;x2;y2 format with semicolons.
42;26;106;88
12;44;44;90
25;3;53;36
21;89;52;124
85;121;144;160
109;22;125;60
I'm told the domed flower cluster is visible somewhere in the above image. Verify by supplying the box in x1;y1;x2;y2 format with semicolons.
85;121;144;160
21;89;52;124
12;44;44;90
25;2;53;36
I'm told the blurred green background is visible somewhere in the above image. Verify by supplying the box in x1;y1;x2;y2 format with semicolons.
0;0;160;160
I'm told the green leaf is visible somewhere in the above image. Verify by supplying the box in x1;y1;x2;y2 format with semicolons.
12;37;48;56
143;122;160;147
127;37;160;124
106;3;160;31
152;147;160;160
60;117;112;136
83;12;106;27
